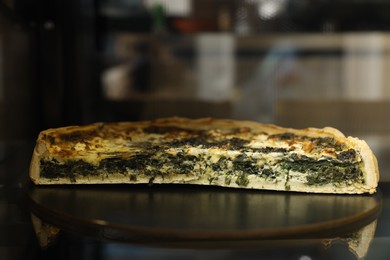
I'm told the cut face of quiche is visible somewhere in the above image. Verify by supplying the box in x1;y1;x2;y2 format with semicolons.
30;117;379;194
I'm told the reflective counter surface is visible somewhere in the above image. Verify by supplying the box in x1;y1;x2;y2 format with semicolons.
1;141;390;260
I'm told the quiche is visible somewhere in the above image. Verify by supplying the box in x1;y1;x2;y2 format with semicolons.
29;117;379;194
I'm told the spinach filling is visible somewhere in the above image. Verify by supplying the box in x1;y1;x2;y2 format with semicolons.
280;156;365;186
41;152;200;183
40;159;98;183
40;152;278;185
40;134;364;187
41;151;364;186
166;137;250;150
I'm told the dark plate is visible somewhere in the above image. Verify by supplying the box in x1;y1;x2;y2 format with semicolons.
29;184;382;247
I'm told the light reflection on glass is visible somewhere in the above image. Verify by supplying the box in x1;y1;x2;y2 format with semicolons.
257;0;286;20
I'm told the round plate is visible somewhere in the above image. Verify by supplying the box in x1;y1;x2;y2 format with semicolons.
29;184;382;247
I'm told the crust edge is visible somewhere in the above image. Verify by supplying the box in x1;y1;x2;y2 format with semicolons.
346;136;379;194
29;137;47;185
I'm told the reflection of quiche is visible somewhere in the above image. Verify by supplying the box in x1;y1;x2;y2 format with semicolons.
29;117;379;194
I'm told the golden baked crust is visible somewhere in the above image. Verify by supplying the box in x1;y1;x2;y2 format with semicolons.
30;117;379;194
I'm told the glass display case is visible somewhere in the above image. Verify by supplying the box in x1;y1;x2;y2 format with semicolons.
2;1;390;259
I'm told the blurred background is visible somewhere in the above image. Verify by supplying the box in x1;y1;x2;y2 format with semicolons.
2;2;390;259
2;0;390;178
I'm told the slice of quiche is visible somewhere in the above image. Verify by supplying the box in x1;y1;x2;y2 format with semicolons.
29;117;379;194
